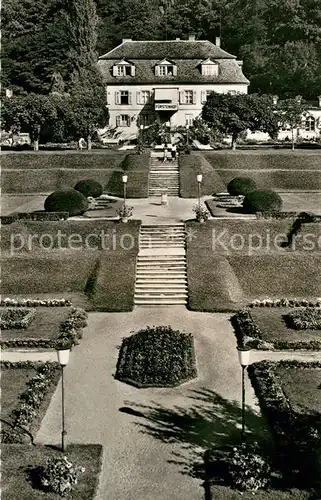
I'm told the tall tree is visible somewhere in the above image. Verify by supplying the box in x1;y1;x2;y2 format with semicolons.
277;98;307;150
202;93;279;149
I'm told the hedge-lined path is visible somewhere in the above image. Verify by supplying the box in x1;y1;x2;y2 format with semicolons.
35;308;321;500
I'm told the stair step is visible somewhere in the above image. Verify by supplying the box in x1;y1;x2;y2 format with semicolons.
134;299;187;305
136;278;187;284
136;273;187;278
135;285;187;292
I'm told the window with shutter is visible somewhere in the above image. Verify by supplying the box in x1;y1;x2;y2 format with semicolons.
106;91;111;105
112;66;118;77
179;91;185;104
155;66;160;76
201;91;206;103
115;92;120;104
131;65;136;76
128;92;132;105
136;92;141;104
116;115;121;127
193;91;197;104
172;66;177;76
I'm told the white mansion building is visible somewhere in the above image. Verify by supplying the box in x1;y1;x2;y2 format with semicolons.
97;36;249;138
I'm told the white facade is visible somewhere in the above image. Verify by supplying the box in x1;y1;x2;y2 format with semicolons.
98;38;249;140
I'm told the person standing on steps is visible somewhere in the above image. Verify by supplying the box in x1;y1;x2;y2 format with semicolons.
163;143;168;163
171;143;177;161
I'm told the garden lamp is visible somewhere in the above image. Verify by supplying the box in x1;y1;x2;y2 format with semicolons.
122;174;128;207
237;346;251;443
196;174;203;210
56;346;70;452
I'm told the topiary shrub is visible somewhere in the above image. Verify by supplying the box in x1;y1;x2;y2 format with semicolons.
243;189;283;214
115;325;197;387
74;179;103;198
33;456;85;496
44;189;88;216
227;177;257;196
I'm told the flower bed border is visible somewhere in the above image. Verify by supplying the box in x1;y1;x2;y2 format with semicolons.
248;298;321;308
1;361;61;444
0;307;88;349
0;309;35;329
232;308;321;350
248;360;321;487
1;298;72;307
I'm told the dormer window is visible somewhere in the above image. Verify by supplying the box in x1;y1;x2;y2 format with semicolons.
201;59;219;77
155;59;177;77
113;59;135;77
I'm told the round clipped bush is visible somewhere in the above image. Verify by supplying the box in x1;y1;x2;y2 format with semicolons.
227;177;257;196
44;189;88;216
115;325;197;387
74;179;103;198
243;189;283;213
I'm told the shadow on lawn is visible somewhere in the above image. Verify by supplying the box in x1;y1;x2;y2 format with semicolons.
120;388;272;481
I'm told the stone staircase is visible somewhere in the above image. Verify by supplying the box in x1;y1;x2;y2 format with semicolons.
134;224;188;306
148;157;180;197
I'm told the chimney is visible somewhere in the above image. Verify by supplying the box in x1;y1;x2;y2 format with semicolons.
272;95;279;105
215;36;221;47
318;96;321;108
122;38;132;43
188;34;196;41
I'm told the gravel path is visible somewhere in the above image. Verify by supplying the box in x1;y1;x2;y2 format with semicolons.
34;308;321;500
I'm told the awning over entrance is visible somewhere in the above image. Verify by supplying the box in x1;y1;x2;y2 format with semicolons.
154;88;178;111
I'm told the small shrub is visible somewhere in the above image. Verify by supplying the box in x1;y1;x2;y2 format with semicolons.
74;179;103;198
44;189;88;216
227;177;257;196
243;189;283;213
226;443;271;491
285;308;321;330
34;456;85;496
193;204;210;222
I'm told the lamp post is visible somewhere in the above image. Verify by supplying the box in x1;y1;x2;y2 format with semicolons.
196;174;202;211
186;124;190;146
56;346;70;452
237;346;251;444
122;174;128;207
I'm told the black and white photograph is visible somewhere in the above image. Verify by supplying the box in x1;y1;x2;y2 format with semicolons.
1;0;321;498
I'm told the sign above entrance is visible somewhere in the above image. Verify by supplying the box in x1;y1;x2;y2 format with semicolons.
155;103;178;111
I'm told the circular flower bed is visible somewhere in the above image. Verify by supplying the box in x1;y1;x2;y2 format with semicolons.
115;325;197;387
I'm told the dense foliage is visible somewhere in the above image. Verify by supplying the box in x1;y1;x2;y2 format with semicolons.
44;188;89;216
285;308;321;330
202;93;279;149
243;189;283;213
0;309;35;329
227;177;257;196
74;179;103;198
34;456;85;496
115;325;197;387
226;443;271;492
3;0;321;98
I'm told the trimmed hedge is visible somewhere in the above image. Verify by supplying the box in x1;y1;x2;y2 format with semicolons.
204;152;321;170
115;325;197;387
44;188;88;216
121;151;151;171
2;152;126;170
0;309;35;329
243;190;282;213
74;179;103;198
285;308;321;330
227;177;257;196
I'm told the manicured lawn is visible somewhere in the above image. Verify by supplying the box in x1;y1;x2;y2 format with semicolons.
2;444;103;500
228;254;321;300
209;485;311;499
186;220;321;311
179;153;226;197
1;362;61;436
251;308;321;349
0;307;70;345
204;151;321;170
276;365;321;414
1;221;140;311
